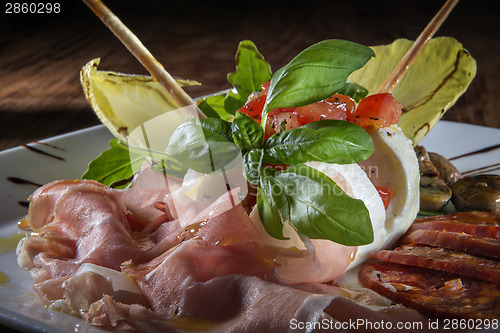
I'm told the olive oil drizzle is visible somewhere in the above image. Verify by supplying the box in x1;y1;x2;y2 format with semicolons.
0;273;9;284
0;233;25;255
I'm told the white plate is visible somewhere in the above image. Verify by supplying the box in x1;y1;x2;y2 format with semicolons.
0;121;499;332
0;125;112;333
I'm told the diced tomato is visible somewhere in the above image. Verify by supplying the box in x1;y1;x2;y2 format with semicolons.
293;94;354;126
237;80;402;138
261;80;271;95
347;93;403;128
375;186;392;210
237;93;266;121
270;111;301;132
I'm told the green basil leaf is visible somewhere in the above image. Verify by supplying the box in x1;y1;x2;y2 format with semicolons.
263;39;375;116
82;139;141;188
261;164;373;245
198;95;234;121
262;119;373;165
83;139;190;188
165;118;240;174
337;82;368;103
243;148;264;185
125;143;189;178
257;167;287;240
224;90;246;115
231;112;264;153
227;40;272;100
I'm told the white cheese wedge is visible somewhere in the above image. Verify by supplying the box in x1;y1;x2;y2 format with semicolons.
75;263;142;295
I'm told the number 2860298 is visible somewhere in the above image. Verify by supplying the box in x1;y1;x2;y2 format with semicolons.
5;3;61;14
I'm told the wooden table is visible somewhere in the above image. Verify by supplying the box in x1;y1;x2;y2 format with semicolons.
1;0;499;153
0;0;498;332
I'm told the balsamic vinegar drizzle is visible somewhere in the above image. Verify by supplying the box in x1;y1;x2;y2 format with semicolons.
22;144;65;161
6;170;44;208
442;143;500;176
33;141;66;151
462;163;500;176
17;201;30;208
6;177;43;187
449;143;500;161
6;177;42;207
405;49;466;112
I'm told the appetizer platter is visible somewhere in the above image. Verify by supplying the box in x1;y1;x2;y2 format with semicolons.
1;121;499;333
1;0;499;332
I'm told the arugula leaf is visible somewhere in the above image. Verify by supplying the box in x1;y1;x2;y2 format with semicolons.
227;40;272;103
262;119;373;165
259;164;373;245
231;112;264;154
165;118;240;174
82;139;141;188
262;39;375;121
337;82;368;103
243;148;264;186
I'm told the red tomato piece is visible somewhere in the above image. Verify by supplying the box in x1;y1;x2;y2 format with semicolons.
294;94;354;126
375;186;392;210
347;93;403;128
236;80;357;137
271;111;301;132
261;80;271;95
236;81;272;121
237;93;266;121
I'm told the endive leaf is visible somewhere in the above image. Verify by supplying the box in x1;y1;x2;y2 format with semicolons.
347;37;476;144
80;58;200;140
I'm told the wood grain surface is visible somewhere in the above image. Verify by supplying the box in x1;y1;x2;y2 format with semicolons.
0;0;498;153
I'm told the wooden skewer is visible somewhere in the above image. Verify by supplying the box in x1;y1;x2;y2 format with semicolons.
82;0;206;117
376;0;460;94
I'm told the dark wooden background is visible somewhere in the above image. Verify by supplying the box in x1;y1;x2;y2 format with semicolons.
0;0;498;331
0;0;499;153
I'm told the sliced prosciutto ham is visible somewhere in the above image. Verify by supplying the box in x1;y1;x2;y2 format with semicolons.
18;168;359;332
19;181;143;271
20;179;106;230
